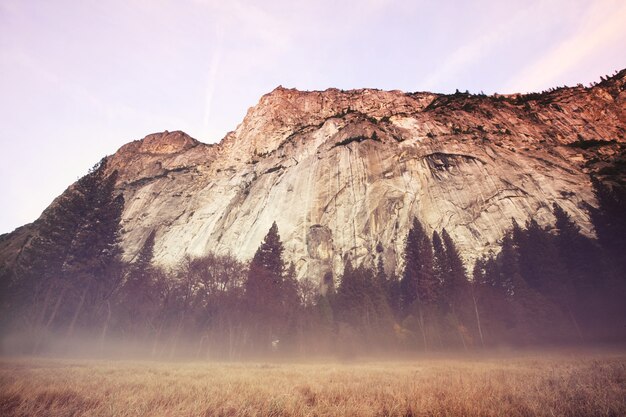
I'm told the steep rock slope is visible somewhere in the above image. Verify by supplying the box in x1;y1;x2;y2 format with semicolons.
3;71;626;281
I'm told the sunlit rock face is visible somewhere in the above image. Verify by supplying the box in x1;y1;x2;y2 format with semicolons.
5;72;626;281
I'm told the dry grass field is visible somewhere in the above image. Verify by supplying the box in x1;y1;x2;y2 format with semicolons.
1;351;625;416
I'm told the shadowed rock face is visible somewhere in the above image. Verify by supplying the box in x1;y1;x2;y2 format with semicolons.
3;71;626;281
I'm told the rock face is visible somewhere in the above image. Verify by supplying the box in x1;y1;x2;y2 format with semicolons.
3;71;626;281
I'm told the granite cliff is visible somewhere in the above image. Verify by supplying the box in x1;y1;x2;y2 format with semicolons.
2;71;625;281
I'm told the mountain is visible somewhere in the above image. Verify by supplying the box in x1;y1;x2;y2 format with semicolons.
2;70;625;282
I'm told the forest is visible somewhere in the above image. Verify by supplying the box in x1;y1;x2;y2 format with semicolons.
0;158;625;359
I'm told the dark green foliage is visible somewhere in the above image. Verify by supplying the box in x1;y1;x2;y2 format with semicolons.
9;158;124;343
240;223;315;354
400;219;436;312
553;203;603;296
585;180;626;339
117;230;159;336
400;219;440;350
129;230;157;279
63;168;124;279
439;230;474;348
63;162;125;337
516;219;567;296
472;255;512;344
469;204;626;345
375;243;403;317
283;263;300;312
336;261;394;349
247;222;284;287
589;178;626;275
438;229;469;307
243;222;287;351
551;204;604;339
0;265;15;332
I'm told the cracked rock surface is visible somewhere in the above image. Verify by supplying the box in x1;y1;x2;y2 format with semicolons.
3;72;625;282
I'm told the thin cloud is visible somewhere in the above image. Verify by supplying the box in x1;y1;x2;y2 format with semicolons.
9;49;104;110
419;5;535;92
365;0;395;13
506;0;626;93
5;47;186;132
202;25;224;136
229;1;291;51
196;0;291;52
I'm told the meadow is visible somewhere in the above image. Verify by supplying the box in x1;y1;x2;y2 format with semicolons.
1;350;625;416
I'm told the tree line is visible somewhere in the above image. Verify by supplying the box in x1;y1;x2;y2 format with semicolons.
0;159;624;358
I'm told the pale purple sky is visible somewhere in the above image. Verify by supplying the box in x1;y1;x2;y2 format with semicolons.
1;0;625;234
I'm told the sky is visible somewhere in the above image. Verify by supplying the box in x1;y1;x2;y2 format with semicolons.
1;0;625;234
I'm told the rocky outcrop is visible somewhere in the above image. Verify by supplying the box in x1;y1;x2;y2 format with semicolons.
3;71;626;281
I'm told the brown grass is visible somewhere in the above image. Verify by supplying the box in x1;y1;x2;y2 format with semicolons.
1;351;625;416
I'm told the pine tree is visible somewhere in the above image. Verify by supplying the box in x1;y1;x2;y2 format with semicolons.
129;230;157;281
400;219;436;349
470;258;486;347
516;219;567;297
336;260;361;327
509;222;571;343
336;261;393;349
281;262;301;347
401;219;436;309
283;263;300;310
244;222;286;352
12;158;124;343
441;230;467;293
118;230;158;336
553;203;603;339
375;243;403;319
249;222;284;282
14;175;90;332
440;229;471;349
63;162;111;270
472;253;512;345
588;179;626;340
62;162;125;337
589;178;626;275
498;231;520;296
